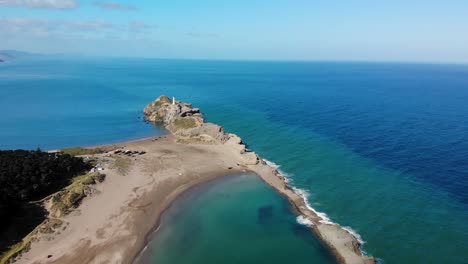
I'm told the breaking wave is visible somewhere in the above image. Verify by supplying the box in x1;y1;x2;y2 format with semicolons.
263;158;366;245
296;215;314;226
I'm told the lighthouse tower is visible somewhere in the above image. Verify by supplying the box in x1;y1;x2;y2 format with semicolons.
172;96;175;105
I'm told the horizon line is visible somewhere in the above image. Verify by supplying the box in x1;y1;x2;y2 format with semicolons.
2;49;468;67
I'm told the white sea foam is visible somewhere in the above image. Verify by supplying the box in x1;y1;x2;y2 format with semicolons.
263;159;333;223
290;186;335;225
263;159;287;175
342;226;365;244
263;158;292;183
262;158;366;247
263;158;279;169
296;215;314;226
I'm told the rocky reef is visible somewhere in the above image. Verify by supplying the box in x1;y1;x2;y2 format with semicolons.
144;95;259;165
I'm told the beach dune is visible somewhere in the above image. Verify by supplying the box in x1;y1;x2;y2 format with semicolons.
15;135;244;264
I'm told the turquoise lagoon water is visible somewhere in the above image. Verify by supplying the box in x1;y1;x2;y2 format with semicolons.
137;174;336;264
0;58;467;263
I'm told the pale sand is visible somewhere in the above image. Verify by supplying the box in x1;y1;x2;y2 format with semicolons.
16;135;374;264
15;135;243;264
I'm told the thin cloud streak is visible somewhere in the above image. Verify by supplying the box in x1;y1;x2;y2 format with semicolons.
65;19;115;31
93;1;137;11
0;17;165;44
0;18;54;35
187;31;219;38
0;0;78;9
129;21;155;31
0;18;118;37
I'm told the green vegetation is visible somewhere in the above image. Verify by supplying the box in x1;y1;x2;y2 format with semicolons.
154;95;171;108
0;219;63;264
152;113;165;122
0;149;90;203
0;149;92;262
1;226;35;264
110;156;132;175
173;117;197;129
49;172;106;217
158;95;172;104
60;146;116;156
0;172;105;264
176;136;217;145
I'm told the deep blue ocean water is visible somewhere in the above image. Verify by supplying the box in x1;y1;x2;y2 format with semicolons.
1;57;467;263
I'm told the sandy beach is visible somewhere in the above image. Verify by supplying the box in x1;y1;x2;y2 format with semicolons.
13;96;375;264
15;135;244;264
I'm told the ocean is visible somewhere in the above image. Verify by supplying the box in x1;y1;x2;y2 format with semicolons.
0;57;467;263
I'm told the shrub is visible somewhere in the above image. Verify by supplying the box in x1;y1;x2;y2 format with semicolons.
173;117;197;129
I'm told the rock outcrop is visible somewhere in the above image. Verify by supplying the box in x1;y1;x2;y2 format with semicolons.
144;95;259;165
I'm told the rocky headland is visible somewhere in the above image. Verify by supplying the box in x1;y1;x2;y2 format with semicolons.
144;95;376;264
144;95;259;165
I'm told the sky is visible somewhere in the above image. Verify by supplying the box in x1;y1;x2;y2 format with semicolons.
0;0;467;63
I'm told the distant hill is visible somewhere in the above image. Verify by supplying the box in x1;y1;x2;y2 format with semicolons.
0;50;33;62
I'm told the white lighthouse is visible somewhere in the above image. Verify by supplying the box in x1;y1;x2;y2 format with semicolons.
172;96;175;105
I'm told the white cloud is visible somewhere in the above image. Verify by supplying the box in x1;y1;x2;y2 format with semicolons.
0;0;78;9
187;28;219;38
129;21;153;30
0;18;118;38
93;1;136;11
0;17;158;39
65;19;115;31
0;18;55;36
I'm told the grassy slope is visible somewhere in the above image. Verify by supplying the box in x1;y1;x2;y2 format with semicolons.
60;146;117;156
0;172;105;264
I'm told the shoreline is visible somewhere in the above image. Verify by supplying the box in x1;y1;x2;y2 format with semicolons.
127;169;245;264
131;149;374;264
248;161;374;264
130;171;245;264
131;172;253;264
13;96;375;264
252;159;376;264
15;135;248;264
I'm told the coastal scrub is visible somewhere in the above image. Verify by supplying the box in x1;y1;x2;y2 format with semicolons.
173;117;197;129
60;146;117;156
0;170;105;264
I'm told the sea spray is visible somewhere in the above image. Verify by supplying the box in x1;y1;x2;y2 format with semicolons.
290;187;334;225
262;158;366;244
263;159;290;182
342;226;365;244
296;215;314;226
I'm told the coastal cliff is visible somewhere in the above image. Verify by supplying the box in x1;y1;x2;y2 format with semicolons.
144;95;376;264
144;95;259;165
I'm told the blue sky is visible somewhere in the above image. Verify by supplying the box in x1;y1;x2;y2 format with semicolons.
1;0;467;62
